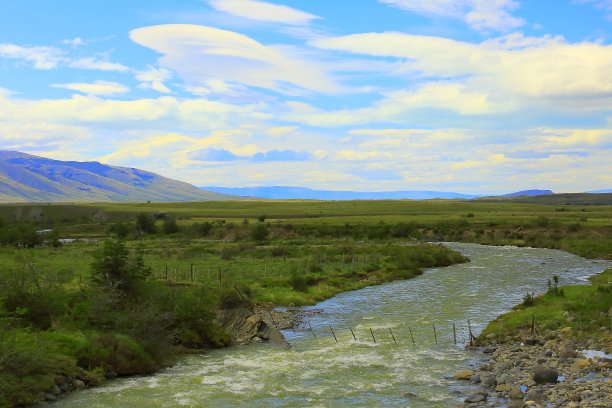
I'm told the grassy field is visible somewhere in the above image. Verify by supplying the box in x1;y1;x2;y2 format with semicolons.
0;198;610;406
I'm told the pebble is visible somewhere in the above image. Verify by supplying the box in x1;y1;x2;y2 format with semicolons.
457;328;612;408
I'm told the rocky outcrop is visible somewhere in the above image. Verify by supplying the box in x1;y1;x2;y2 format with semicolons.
217;307;287;346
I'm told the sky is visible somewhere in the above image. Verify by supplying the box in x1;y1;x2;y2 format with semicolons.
0;0;611;194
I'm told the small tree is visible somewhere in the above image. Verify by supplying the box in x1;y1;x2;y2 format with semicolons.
162;218;179;234
90;239;151;293
251;223;268;242
136;213;156;235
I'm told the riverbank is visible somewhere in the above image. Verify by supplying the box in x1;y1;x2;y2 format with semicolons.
457;268;612;407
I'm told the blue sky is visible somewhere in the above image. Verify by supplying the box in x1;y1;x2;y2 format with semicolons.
0;0;610;193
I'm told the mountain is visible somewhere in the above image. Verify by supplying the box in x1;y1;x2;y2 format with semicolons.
202;186;480;200
588;189;612;193
0;151;233;203
501;189;554;197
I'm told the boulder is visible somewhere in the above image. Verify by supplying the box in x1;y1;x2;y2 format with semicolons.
533;365;558;384
453;369;473;380
526;388;545;404
464;391;488;403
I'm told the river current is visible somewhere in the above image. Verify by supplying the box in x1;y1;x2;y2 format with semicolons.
52;243;610;407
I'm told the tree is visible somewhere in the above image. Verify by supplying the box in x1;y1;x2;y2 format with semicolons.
136;213;156;235
90;239;151;293
251;223;268;242
162;218;179;234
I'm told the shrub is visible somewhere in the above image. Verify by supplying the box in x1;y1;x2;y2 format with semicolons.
135;213;156;235
90;239;151;293
251;223;269;242
522;292;536;306
162;218;180;234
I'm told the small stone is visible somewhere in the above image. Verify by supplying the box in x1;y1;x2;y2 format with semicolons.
495;383;512;392
483;345;497;354
453;369;473;380
533;365;558;384
74;379;85;389
559;349;577;358
45;394;57;401
509;386;524;400
465;392;488;403
470;374;481;384
526;388;545;403
403;392;417;398
481;375;497;387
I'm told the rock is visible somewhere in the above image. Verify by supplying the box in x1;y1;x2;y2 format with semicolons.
403;392;417;398
45;393;57;401
495;383;512;392
526;388;545;403
573;358;590;367
217;307;287;346
74;379;85;389
470;374;481;384
533;365;558;384
481;374;497;387
483;345;497;354
559;349;577;358
509;386;524;400
453;369;473;380
486;333;497;340
54;375;66;386
465;392;488;403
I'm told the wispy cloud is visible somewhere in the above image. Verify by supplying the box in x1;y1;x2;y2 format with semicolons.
130;24;342;95
0;43;128;71
51;80;130;96
135;66;173;93
379;0;525;32
208;0;320;25
0;44;62;69
189;147;311;162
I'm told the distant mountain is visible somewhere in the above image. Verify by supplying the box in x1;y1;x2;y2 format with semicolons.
202;186;480;200
501;189;554;197
0;151;234;203
588;189;612;193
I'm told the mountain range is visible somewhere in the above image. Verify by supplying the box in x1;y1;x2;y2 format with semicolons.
0;151;608;203
0;151;231;203
202;186;482;200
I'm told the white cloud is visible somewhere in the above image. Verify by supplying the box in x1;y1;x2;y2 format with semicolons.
379;0;524;31
305;31;612;123
135;66;173;93
67;57;129;72
51;80;130;96
208;0;320;25
62;37;85;47
130;24;341;95
0;42;128;71
0;43;62;69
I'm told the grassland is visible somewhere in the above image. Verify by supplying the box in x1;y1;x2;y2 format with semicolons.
0;198;610;406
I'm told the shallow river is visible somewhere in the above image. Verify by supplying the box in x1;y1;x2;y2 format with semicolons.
53;243;610;407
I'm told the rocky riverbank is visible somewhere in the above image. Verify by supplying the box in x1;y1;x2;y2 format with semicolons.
455;328;611;407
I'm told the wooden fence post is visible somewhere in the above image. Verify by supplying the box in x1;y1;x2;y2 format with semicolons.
329;325;337;343
408;326;416;345
349;327;357;341
432;323;438;345
370;328;377;343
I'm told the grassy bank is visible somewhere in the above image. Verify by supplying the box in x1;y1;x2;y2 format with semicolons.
479;268;612;343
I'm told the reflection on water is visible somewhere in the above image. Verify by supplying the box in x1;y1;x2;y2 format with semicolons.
52;243;609;407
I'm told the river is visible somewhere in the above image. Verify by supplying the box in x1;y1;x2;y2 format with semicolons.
51;243;610;407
